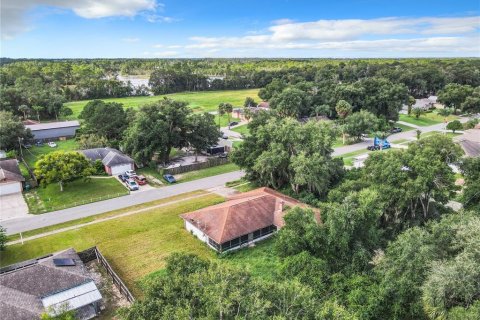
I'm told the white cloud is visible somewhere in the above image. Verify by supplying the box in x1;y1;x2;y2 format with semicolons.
145;14;179;23
1;0;159;39
183;16;480;56
152;44;163;48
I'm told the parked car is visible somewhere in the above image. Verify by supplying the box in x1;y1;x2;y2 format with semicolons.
134;175;147;185
221;131;228;139
47;142;57;148
390;127;403;133
163;174;176;183
229;121;239;127
118;173;129;182
35;141;44;147
125;170;137;177
125;179;139;191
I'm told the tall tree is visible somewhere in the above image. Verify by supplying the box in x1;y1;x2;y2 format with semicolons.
34;151;94;191
344;110;378;141
437;83;474;114
187;113;220;162
0;111;32;151
123;99;191;165
79;100;127;143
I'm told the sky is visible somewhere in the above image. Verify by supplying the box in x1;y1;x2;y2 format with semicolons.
1;0;479;58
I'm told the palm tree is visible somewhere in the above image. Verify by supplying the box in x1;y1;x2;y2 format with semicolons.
224;103;233;128
217;103;226;130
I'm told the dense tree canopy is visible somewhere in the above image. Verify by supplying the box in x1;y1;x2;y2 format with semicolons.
34;151;94;191
0;111;32;150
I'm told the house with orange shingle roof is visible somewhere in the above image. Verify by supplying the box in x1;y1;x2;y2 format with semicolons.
180;187;318;252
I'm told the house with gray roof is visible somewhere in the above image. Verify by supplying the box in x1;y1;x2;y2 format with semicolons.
25;121;80;141
454;126;480;157
81;148;135;175
0;248;102;320
0;159;25;196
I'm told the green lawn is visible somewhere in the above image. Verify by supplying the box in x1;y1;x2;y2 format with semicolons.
336;148;393;166
421;131;463;138
64;89;260;118
7;190;208;242
221;239;280;280
175;162;239;183
24;177;128;214
399;112;459;127
393;123;416;132
0;194;224;295
231;124;250;136
23;139;79;169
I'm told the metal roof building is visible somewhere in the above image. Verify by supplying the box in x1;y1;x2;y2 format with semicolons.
25;121;80;141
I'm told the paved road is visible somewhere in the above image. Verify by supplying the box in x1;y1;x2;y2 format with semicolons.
2;171;244;235
332;120;465;156
2;117;469;235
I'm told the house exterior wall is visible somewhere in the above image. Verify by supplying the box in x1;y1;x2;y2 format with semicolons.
0;181;22;195
185;221;209;243
30;126;79;140
109;164;134;176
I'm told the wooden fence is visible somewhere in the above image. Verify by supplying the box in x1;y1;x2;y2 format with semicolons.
79;247;135;303
163;157;229;175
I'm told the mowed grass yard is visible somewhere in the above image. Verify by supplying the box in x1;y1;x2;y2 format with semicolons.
175;162;239;183
1;193;225;295
399;112;459;127
64;89;261;118
24;177;128;214
23;139;79;168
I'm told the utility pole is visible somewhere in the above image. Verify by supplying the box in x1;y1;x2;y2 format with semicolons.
18;137;24;159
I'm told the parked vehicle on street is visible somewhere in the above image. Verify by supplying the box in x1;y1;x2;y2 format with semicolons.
47;142;57;148
367;137;391;151
125;170;137;177
229;121;239;127
118;173;129;182
390;127;403;133
134;175;147;185
35;141;44;147
125;179;139;191
221;132;228;139
163;174;176;183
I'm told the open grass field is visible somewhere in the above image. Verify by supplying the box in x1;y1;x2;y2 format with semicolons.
231;124;250;136
24;177;128;214
399;112;458;127
1;194;225;295
23;139;79;169
421;131;463;138
393;122;416;132
64;89;260;118
175;162;239;183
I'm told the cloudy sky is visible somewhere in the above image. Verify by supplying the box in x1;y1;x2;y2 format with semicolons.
1;0;479;58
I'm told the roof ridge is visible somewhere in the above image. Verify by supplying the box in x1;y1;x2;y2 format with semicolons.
219;195;271;242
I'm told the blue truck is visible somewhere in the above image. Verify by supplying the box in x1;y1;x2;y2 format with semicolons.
367;137;391;151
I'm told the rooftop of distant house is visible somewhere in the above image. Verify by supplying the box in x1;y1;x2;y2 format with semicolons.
80;147;134;166
0;159;25;183
24;120;80;131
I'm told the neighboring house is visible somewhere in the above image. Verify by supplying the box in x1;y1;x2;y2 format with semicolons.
233;102;270;120
25;121;80;141
454;126;480;157
180;187;318;253
0;159;25;196
402;96;438;111
0;248;102;320
81;148;135;175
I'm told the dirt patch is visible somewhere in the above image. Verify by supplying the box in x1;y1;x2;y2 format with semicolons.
86;261;130;319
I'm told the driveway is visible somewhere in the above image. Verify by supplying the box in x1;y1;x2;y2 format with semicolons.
0;193;29;221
